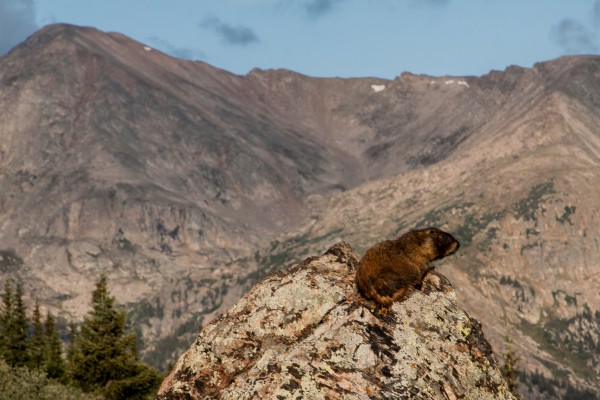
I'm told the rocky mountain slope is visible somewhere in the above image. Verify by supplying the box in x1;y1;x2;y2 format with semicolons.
158;243;515;400
1;24;600;398
247;59;600;397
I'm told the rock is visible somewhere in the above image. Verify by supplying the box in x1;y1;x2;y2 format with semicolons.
157;242;515;400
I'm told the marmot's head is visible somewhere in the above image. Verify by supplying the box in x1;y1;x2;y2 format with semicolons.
408;227;460;261
426;227;460;259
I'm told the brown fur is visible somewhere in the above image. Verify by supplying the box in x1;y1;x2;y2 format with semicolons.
356;227;460;307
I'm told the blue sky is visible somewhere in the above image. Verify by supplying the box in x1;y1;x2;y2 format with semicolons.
1;0;600;78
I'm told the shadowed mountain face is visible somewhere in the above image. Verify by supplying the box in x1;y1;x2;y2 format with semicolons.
2;24;600;396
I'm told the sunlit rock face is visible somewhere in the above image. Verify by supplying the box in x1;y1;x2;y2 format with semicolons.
157;243;515;400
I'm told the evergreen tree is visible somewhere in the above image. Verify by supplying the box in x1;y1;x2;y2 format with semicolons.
502;332;521;399
66;321;78;365
29;299;46;368
0;280;13;359
0;281;29;366
11;282;30;367
67;274;161;399
44;311;66;379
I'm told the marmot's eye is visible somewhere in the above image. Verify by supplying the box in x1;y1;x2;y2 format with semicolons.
433;230;449;240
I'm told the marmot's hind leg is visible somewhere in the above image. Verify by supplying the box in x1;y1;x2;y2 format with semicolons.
375;287;409;316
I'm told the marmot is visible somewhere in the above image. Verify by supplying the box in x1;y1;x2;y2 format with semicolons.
356;227;459;308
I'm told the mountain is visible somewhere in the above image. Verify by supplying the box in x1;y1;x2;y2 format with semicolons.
0;23;385;366
1;23;600;397
248;58;600;397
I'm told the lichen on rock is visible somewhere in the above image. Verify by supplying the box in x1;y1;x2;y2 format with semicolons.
157;242;515;400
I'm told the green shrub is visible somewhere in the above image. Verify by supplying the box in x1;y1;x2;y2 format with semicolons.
0;359;100;400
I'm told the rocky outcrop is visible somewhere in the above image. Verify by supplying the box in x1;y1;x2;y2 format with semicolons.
157;243;514;400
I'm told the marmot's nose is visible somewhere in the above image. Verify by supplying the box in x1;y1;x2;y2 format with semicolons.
447;241;459;254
